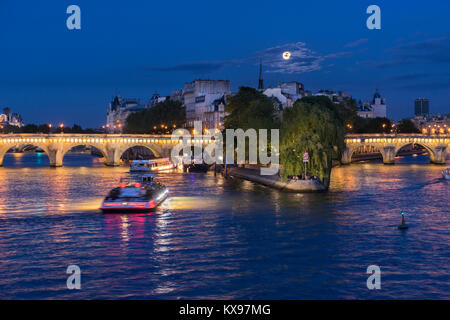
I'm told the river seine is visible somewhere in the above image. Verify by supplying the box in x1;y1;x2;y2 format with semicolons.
0;152;448;299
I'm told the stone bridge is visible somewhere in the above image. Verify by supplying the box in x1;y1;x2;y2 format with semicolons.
1;133;448;167
342;134;449;164
0;134;212;167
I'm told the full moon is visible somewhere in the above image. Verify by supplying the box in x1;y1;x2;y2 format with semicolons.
282;51;291;60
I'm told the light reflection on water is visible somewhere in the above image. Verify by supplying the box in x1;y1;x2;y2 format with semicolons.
0;152;448;299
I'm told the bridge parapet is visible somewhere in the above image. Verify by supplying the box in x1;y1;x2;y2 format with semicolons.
342;134;449;164
0;134;214;167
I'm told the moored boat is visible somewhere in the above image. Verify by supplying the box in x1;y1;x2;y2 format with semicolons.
130;158;175;172
442;168;450;180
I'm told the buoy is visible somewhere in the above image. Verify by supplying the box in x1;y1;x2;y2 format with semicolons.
398;211;408;229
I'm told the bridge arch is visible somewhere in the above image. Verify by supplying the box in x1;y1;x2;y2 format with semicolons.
99;143;165;167
349;145;383;163
118;144;162;158
394;142;434;161
0;142;51;167
58;143;108;166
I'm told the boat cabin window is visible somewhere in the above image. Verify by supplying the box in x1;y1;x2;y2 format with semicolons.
142;176;154;182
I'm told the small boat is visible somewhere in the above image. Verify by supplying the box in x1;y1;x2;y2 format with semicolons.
130;158;175;172
100;174;168;213
182;157;211;173
442;168;450;180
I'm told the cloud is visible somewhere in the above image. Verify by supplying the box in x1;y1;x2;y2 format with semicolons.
374;37;450;68
253;42;323;74
387;72;433;81
395;81;450;89
254;42;351;74
392;37;450;63
145;61;230;74
324;51;353;58
344;38;368;48
144;42;352;75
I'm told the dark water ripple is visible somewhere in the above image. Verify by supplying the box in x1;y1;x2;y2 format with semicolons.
0;153;448;299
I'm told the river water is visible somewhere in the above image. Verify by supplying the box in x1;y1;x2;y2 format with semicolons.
0;152;448;299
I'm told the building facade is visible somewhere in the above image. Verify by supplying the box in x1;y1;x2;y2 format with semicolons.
357;89;387;118
203;95;227;132
0;107;24;127
106;94;147;133
412;113;449;134
263;82;306;110
182;80;231;129
148;92;167;107
414;98;429;117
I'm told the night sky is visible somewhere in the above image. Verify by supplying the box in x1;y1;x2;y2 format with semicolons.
0;0;449;127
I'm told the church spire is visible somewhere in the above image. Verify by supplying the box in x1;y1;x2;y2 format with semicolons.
258;60;264;91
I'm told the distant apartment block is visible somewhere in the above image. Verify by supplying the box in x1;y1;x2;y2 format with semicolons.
412;113;449;134
414;98;429;117
182;80;231;129
263;82;306;110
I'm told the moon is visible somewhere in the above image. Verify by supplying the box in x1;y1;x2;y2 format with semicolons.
282;51;291;60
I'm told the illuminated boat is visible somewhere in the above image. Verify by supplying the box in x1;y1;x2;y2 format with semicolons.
130;158;175;172
442;168;450;180
100;174;168;213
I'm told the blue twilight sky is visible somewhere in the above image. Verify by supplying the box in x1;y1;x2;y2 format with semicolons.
0;0;449;127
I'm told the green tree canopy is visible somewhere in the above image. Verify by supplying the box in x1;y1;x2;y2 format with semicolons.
352;117;392;133
396;119;420;133
223;87;280;162
124;100;186;134
280;96;345;186
224;86;279;131
22;124;39;133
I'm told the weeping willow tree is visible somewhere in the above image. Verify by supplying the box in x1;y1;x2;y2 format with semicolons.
280;96;345;187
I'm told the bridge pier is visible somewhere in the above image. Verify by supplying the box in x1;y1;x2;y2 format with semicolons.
430;146;448;164
0;150;6;167
341;147;352;165
47;145;64;167
104;145;122;166
381;146;396;164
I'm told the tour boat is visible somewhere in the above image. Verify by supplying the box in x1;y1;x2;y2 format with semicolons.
100;174;168;213
130;158;175;172
442;168;450;180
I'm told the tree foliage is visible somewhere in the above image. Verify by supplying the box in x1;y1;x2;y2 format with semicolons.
124;100;185;134
224;87;279;131
396;118;420;133
223;87;280;161
280;96;345;186
0;123;99;134
351;116;392;133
